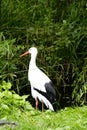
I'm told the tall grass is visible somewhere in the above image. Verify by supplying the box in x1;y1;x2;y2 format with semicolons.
0;0;87;108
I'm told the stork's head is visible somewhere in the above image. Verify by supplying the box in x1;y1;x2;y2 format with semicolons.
29;47;38;55
20;47;38;57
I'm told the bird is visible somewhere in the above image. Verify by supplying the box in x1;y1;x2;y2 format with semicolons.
20;47;56;111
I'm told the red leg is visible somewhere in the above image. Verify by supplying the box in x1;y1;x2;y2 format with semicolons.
42;101;44;111
35;98;39;110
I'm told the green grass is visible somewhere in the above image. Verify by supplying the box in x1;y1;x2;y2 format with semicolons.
0;106;87;130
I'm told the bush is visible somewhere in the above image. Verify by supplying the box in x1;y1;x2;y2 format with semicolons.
0;81;33;117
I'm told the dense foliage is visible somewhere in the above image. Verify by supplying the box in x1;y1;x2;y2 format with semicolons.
0;81;33;117
0;0;87;108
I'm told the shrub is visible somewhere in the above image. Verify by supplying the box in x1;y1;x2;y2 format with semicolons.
0;81;33;117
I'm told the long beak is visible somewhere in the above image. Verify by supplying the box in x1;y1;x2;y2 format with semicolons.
20;51;29;57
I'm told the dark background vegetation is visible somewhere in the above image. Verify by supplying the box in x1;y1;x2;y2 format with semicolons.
0;0;87;109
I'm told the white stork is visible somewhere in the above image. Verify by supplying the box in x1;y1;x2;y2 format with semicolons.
21;47;56;111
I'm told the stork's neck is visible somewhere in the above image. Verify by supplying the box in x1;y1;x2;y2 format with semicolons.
29;54;37;70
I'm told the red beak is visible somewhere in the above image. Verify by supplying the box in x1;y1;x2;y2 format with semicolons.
20;51;29;57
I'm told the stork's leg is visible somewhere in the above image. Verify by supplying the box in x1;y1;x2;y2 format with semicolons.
42;101;44;111
35;98;39;109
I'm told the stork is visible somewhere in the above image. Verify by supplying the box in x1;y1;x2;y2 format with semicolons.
20;47;56;111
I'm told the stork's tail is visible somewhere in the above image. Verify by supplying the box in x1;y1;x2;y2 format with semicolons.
52;100;57;111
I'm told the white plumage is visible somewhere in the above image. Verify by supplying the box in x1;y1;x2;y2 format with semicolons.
21;47;56;111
